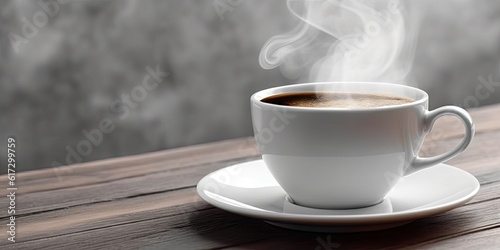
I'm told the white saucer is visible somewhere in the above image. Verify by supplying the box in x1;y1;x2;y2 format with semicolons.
196;160;480;232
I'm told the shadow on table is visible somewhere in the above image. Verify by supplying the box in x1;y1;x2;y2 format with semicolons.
188;207;475;249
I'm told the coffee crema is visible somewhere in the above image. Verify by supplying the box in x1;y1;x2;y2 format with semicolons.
261;92;414;108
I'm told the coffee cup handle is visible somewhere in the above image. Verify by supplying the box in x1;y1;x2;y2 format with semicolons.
409;106;475;174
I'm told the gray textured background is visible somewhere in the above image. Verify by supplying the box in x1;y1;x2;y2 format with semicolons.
1;0;500;172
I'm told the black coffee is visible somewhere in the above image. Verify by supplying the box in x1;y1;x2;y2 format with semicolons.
261;92;414;108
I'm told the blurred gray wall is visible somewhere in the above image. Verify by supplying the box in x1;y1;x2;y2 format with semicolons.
1;0;499;172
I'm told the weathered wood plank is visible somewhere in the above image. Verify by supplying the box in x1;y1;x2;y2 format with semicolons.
0;156;260;218
4;188;499;250
0;137;260;196
422;131;500;173
2;208;278;250
217;198;500;249
407;226;500;249
0;188;208;244
430;103;500;139
0;167;498;248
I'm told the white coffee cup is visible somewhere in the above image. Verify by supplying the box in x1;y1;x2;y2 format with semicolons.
251;82;474;209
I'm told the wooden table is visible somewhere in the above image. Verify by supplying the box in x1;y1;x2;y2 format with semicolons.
1;104;499;249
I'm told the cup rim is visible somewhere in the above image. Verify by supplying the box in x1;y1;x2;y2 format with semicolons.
251;82;428;112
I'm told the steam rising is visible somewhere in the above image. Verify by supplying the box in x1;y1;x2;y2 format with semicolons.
259;0;418;84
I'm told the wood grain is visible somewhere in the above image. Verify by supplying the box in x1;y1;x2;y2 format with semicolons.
2;160;498;248
0;137;259;196
0;156;259;218
0;104;499;249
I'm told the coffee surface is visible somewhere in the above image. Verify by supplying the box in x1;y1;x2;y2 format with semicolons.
261;92;414;108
